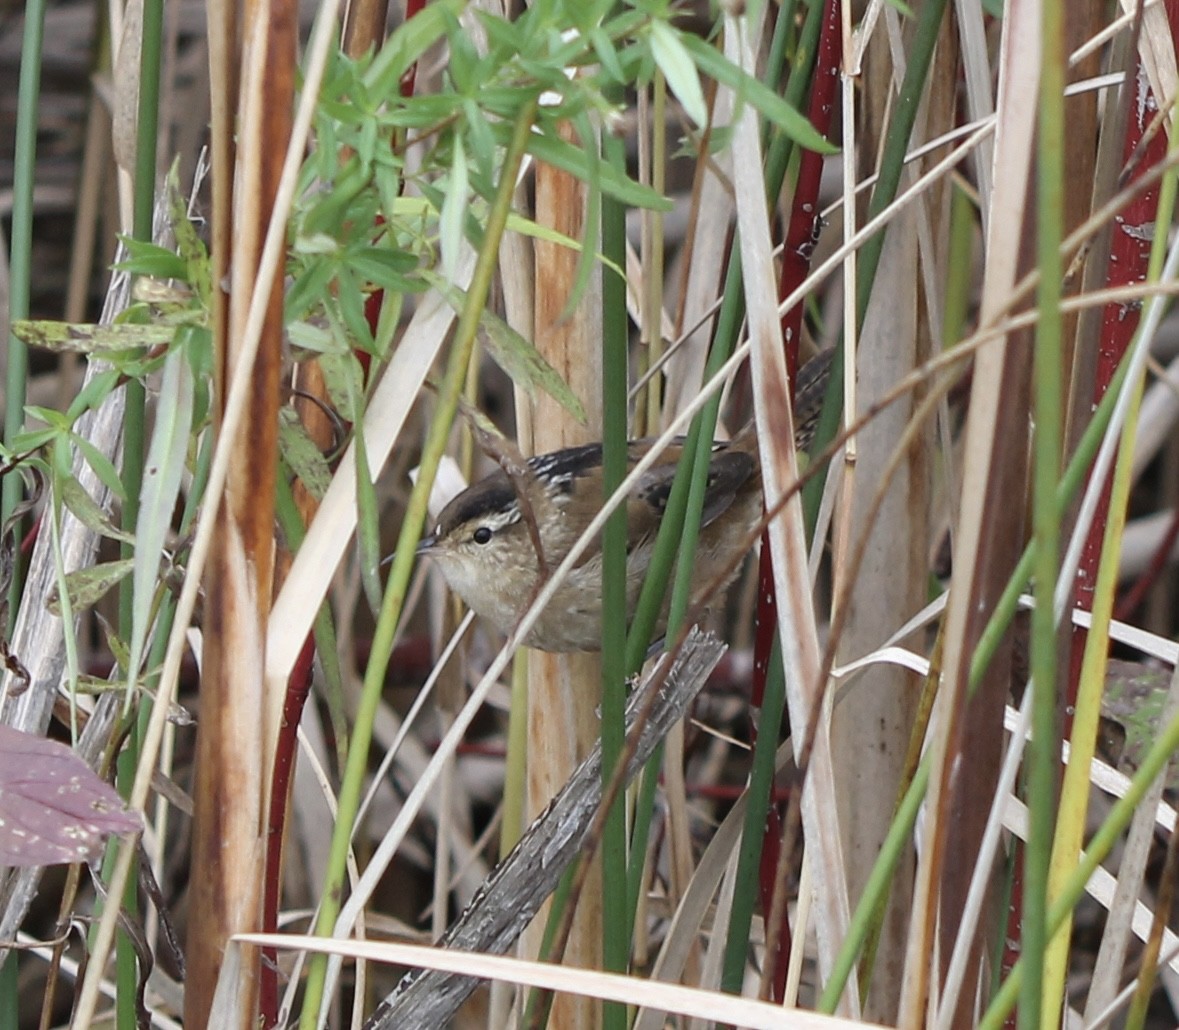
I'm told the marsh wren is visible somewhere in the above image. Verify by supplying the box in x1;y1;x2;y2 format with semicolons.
417;350;833;652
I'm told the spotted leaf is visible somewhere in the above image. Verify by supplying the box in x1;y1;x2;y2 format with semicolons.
0;725;141;867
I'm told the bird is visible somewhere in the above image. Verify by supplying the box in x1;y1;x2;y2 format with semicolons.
416;349;833;652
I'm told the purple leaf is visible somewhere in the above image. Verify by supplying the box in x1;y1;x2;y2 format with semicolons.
0;724;141;867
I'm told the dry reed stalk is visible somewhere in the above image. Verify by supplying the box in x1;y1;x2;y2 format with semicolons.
184;0;294;1021
521;117;606;1030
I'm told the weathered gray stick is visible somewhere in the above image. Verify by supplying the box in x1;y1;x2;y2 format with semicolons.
364;628;725;1030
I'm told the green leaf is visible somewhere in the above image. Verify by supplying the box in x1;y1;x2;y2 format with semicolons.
476;8;527;57
167;171;212;301
371;289;404;362
589;26;625;84
679;34;837;154
345;245;421;290
503;211;625;281
287;321;340;356
423;272;586;423
72;435;127;502
463;98;497;184
177;324;214;380
294;233;342;256
526;131;673;210
65;369;122;422
319;347;364;424
335;267;377;354
46;559;136;617
649;21;708;127
113;238;188;281
24;406;71;432
447;10;479;95
278;408;333;501
285;260;337;323
357;117;378;169
127;346;194;680
8;427;59;453
12;319;175;354
58;478;134;544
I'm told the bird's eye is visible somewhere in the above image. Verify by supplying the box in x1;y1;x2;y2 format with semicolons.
473;526;493;545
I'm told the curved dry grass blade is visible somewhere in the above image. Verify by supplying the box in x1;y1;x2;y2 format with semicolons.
264;252;472;687
237;931;881;1030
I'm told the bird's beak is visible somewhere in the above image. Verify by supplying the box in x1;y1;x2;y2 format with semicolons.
382;535;435;569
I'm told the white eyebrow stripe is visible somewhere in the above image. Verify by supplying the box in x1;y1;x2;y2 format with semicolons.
482;507;522;532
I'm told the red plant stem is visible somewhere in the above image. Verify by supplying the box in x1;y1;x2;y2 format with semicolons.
751;0;842;1003
1114;506;1179;623
1064;61;1168;729
259;636;315;1028
19;509;41;556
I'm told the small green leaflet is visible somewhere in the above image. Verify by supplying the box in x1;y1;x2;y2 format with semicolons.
46;559;135;617
58;478;135;545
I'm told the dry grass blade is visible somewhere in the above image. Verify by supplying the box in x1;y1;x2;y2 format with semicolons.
723;9;856;1015
236;932;884;1030
265;250;472;686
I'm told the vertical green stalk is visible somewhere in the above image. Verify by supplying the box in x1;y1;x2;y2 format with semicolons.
642;73;666;434
3;0;48;624
119;0;164;608
1021;3;1066;1026
121;0;164;595
762;0;823;182
721;637;787;993
763;0;800;100
600;123;631;1030
501;652;529;857
114;1;164;1022
297;98;537;1029
943;184;975;349
626;246;740;672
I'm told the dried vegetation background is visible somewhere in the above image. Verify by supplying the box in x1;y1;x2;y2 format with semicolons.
3;0;1179;1028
